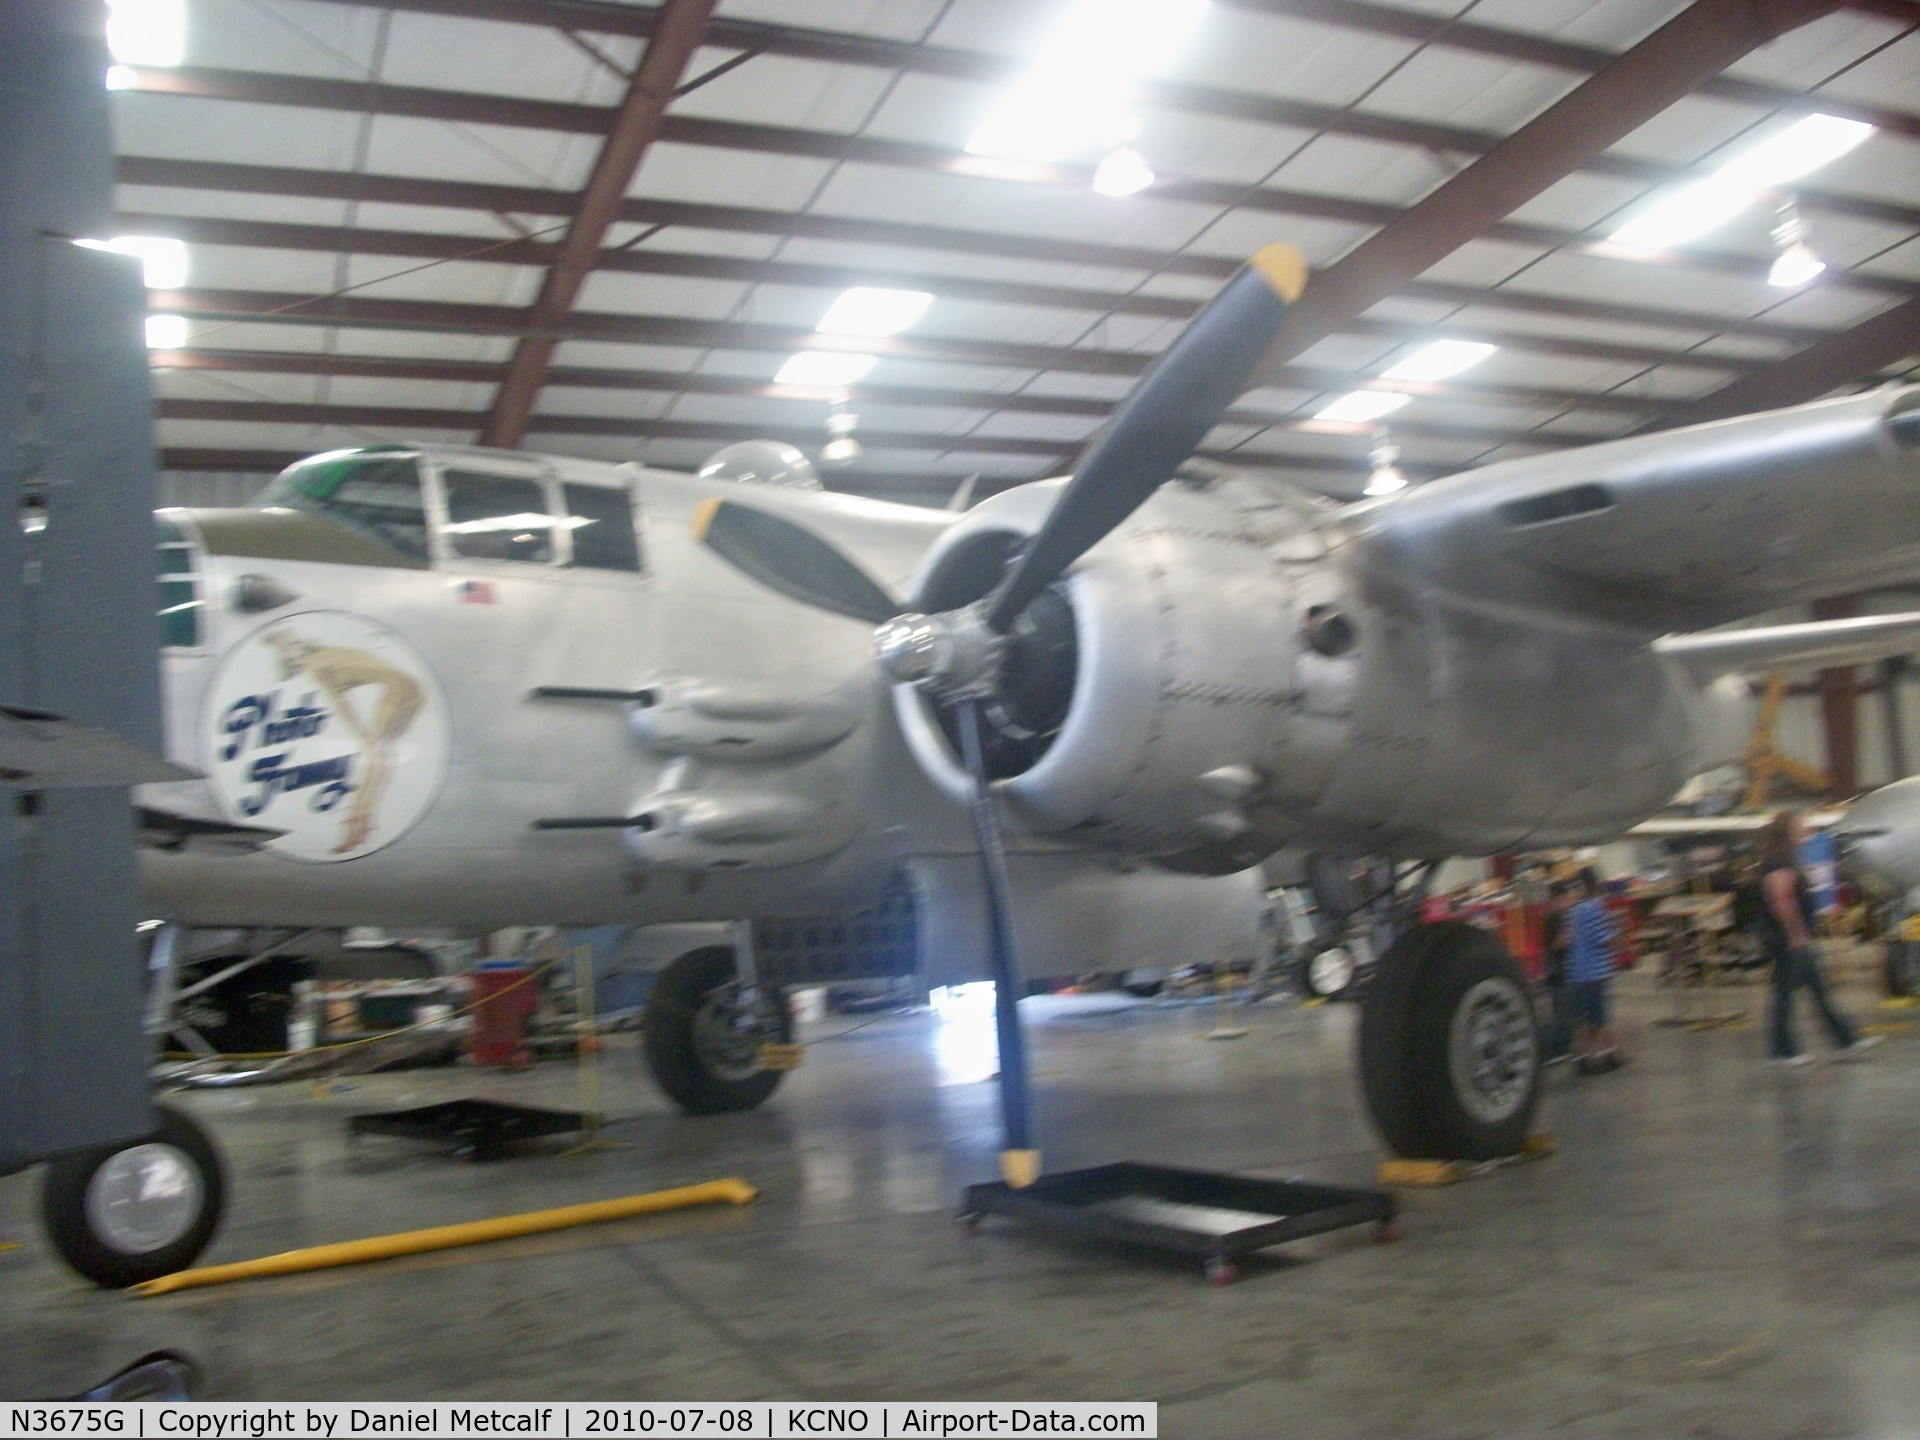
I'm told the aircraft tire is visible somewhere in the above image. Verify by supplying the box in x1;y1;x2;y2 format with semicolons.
40;1103;225;1288
1360;921;1539;1161
643;946;791;1115
1887;941;1920;999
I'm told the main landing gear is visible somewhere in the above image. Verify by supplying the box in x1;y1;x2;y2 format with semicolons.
641;944;792;1114
1360;921;1541;1160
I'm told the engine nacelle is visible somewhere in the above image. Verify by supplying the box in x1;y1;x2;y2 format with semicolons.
1841;776;1920;900
893;470;1361;872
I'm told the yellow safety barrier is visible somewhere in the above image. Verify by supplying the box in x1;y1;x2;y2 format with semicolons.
131;1179;757;1297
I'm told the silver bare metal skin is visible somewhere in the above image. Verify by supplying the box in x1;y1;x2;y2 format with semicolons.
139;386;1920;985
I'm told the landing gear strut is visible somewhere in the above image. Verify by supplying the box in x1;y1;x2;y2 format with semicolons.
39;1103;225;1288
1359;921;1541;1161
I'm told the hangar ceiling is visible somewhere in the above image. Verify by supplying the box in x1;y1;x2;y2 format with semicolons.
114;0;1920;507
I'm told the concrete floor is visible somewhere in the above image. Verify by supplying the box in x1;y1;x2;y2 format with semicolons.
4;959;1919;1437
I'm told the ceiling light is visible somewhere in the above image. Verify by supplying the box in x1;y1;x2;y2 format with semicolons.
105;0;184;67
1364;434;1407;497
145;314;188;350
1767;201;1825;289
1093;147;1155;197
774;351;877;388
75;235;187;289
1768;241;1826;289
819;436;862;467
105;64;136;89
966;0;1207;163
1607;113;1874;251
1380;339;1497;383
820;406;862;468
815;287;933;338
1314;391;1411;424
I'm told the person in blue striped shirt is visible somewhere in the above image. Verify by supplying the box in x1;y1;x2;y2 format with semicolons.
1566;869;1627;1076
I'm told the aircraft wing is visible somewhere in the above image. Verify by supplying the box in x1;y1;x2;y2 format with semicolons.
1350;386;1920;634
1626;810;1845;838
1655;611;1920;681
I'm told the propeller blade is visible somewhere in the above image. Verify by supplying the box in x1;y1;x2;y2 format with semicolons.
984;244;1308;634
693;497;901;625
954;696;1040;1184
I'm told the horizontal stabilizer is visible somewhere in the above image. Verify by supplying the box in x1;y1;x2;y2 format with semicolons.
1656;610;1920;680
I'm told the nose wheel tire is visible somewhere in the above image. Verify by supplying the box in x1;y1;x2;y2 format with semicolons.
1359;921;1540;1161
643;946;792;1114
40;1103;225;1289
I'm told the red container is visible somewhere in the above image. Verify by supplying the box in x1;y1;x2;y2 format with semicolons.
468;966;536;1068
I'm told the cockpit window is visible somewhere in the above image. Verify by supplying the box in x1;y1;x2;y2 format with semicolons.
255;450;428;563
561;483;642;573
440;471;554;564
155;515;200;647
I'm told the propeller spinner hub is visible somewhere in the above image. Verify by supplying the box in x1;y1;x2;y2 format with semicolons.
874;607;1003;696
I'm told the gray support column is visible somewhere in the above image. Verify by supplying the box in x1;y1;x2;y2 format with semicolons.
1;0;163;1169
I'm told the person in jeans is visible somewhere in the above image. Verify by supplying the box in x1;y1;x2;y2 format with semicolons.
1566;869;1626;1076
1760;812;1881;1068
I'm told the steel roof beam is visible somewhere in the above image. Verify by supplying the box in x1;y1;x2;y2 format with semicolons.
286;0;1920;155
150;284;1768;373
482;0;714;447
118;65;1920;266
153;398;1385;478
151;346;1627;439
1219;0;1920;143
119;155;1920;304
121;211;1838;351
1257;0;1846;378
1657;295;1920;425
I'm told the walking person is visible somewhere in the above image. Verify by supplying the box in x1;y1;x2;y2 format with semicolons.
1567;869;1627;1076
1760;812;1881;1067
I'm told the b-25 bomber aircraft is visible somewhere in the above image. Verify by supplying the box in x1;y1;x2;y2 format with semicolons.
46;243;1920;1287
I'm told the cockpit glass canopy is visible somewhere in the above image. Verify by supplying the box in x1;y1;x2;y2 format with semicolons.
255;449;428;563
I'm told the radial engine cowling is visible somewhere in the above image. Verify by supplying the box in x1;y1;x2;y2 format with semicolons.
892;470;1362;873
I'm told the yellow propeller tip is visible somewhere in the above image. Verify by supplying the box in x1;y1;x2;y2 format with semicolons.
690;496;723;542
1249;244;1309;303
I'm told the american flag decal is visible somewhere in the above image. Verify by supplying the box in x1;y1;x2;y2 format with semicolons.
458;579;496;604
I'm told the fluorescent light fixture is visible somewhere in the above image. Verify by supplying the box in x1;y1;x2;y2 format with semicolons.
774;351;878;388
815;287;933;338
967;0;1207;162
145;313;188;349
1380;339;1497;383
1608;114;1874;251
1314;391;1411;424
75;235;187;289
105;0;184;66
1093;146;1156;197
